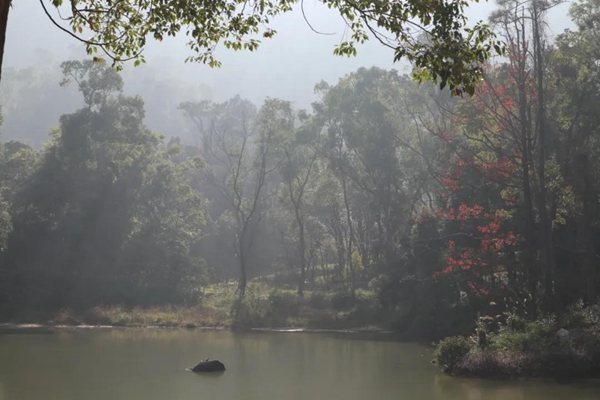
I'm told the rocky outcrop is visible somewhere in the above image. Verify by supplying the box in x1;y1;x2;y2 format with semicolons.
191;359;226;372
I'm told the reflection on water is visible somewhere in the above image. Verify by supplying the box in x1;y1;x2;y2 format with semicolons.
0;329;598;400
432;367;600;400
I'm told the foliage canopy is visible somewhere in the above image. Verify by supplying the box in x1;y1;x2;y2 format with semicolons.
43;0;502;95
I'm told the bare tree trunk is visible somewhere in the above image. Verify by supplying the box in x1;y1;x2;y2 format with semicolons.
237;226;248;295
356;212;370;270
0;0;11;83
577;154;597;302
341;178;356;295
318;246;330;286
335;225;346;284
238;248;247;295
295;211;306;296
532;0;554;311
308;246;317;284
516;12;538;315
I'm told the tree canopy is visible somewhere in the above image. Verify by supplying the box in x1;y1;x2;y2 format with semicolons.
0;0;502;94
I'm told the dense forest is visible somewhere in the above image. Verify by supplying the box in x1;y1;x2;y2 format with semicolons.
1;0;600;355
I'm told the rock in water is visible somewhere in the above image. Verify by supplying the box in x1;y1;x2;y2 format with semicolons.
191;359;226;372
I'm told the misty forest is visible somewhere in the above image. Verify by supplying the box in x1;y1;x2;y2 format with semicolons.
3;0;600;392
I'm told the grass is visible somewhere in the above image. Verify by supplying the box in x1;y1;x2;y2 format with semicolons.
82;305;229;328
45;281;385;331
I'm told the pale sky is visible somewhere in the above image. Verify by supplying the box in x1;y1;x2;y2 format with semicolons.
4;0;574;109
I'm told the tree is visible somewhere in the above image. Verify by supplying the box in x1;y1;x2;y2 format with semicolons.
544;0;600;307
278;106;321;296
180;96;283;295
0;0;502;94
59;60;124;110
315;69;416;277
3;60;206;312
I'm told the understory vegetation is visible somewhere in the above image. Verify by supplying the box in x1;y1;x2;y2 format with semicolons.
43;282;384;331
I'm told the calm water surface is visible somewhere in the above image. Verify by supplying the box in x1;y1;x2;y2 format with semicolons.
0;329;599;400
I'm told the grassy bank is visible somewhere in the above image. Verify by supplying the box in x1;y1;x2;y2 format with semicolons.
433;301;600;379
2;274;477;339
31;281;387;331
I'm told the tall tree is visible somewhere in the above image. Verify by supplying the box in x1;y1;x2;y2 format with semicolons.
278;106;321;296
180;97;282;295
4;60;206;311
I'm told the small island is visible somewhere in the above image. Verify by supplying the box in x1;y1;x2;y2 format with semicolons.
434;302;600;379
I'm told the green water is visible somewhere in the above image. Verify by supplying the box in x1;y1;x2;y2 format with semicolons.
0;329;598;400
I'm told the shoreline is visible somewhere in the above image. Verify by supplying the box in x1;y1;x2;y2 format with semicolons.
442;368;600;385
0;322;395;336
442;366;600;384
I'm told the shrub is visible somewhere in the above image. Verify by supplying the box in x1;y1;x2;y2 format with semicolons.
309;292;330;310
562;300;587;328
505;311;527;332
331;292;356;311
491;315;557;353
271;269;298;289
436;306;600;378
456;349;534;378
434;335;471;371
51;309;81;325
268;290;299;319
81;307;113;325
563;300;600;332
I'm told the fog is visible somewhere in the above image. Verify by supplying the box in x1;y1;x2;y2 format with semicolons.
2;1;573;145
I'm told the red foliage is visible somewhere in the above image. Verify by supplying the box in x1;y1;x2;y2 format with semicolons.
434;202;519;298
428;59;536;298
477;157;516;180
467;281;489;297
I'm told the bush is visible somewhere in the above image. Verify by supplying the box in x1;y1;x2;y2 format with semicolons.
309;292;330;310
491;315;557;353
434;335;471;371
82;307;113;325
435;305;600;379
506;311;527;332
50;309;82;325
268;290;299;319
456;350;525;377
271;268;298;289
562;300;600;332
331;292;356;311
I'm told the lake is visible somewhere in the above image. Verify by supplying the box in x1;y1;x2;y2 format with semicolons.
0;329;599;400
